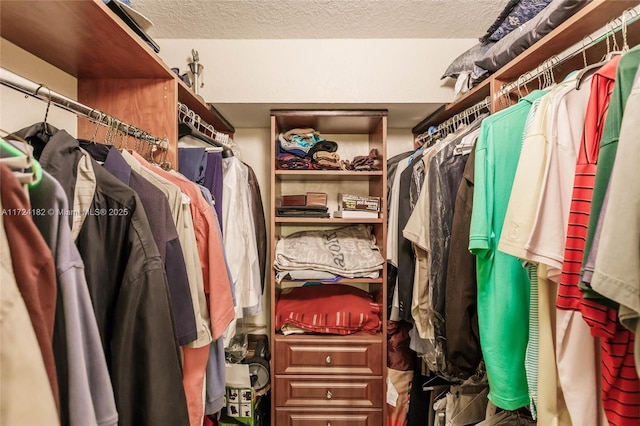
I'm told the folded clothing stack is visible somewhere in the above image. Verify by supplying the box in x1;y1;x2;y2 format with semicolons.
344;148;382;171
276;128;345;170
275;284;382;335
276;205;329;218
277;128;325;158
274;224;384;278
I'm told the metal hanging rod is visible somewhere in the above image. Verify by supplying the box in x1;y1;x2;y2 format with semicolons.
416;96;491;143
0;67;168;149
177;102;234;148
497;6;640;98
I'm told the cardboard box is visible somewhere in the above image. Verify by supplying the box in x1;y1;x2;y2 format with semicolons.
338;193;381;212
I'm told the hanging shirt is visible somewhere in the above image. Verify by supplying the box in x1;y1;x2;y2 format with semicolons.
131;151;235;341
30;170;117;426
556;56;620;316
445;142;481;381
13;125;189;426
589;66;640;423
582;45;640;300
221;156;261;344
427;122;480;373
0;182;60;425
469;89;546;411
83;143;198;346
203;151;224;228
244;162;267;292
0;164;60;412
523;76;593;281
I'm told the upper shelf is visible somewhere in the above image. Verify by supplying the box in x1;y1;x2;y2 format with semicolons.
273;110;388;134
0;0;235;133
412;0;640;135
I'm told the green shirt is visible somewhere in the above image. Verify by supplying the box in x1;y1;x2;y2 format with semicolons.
469;90;546;411
582;46;640;302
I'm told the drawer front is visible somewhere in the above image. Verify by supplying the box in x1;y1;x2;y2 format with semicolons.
275;376;383;408
275;339;382;375
275;409;382;426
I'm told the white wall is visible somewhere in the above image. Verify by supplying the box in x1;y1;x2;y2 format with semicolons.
158;38;476;104
0;39;78;135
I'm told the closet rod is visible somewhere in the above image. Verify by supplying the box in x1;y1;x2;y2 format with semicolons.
0;67;168;148
416;96;490;143
178;102;234;148
497;5;640;97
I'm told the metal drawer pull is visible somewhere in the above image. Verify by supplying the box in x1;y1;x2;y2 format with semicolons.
325;355;331;365
327;423;331;426
326;390;333;400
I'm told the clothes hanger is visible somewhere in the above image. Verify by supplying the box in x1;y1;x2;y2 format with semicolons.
34;84;54;137
576;20;622;89
0;132;43;188
158;139;172;171
178;121;234;158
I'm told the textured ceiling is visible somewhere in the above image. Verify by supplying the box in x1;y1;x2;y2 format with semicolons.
132;0;508;39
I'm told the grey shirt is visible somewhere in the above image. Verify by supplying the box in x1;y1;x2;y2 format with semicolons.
30;171;118;426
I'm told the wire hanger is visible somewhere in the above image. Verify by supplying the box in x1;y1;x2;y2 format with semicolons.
576;19;622;89
34;84;54;136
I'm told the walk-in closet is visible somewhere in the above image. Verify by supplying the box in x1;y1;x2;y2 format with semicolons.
1;1;639;425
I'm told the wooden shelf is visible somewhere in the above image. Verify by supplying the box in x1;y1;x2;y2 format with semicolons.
493;0;640;81
412;0;639;134
273;110;388;134
275;217;383;224
177;80;235;134
273;332;383;342
0;0;235;136
275;170;384;181
412;78;491;135
278;278;384;285
0;0;170;79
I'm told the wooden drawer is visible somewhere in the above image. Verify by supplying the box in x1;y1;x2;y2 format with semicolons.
275;408;382;426
275;336;382;375
275;375;382;408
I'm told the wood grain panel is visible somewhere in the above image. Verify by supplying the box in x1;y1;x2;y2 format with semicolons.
275;409;381;426
177;81;235;134
0;0;170;79
273;110;388;134
77;78;178;167
275;337;382;375
275;376;383;408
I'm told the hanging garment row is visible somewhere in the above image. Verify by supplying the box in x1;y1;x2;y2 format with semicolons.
0;73;267;426
388;45;640;426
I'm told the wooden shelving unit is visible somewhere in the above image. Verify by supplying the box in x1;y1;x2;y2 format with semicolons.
270;110;388;425
0;0;234;166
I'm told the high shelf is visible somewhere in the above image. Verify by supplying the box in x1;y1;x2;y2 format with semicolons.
0;0;234;167
270;110;388;425
412;0;640;138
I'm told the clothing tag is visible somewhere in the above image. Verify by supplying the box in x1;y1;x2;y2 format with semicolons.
386;377;399;407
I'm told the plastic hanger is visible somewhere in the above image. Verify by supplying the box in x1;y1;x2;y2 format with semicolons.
0;134;43;188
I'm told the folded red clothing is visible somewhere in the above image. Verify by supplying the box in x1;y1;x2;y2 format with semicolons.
275;284;381;335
